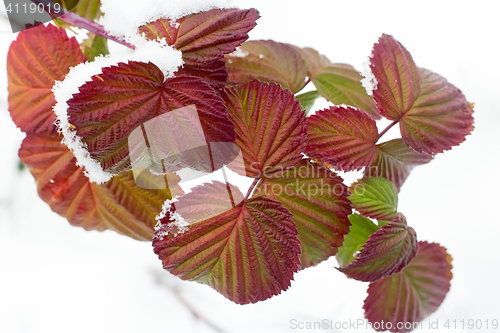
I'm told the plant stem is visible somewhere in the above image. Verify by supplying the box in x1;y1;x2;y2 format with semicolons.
378;119;399;140
31;0;135;49
299;78;312;92
244;178;260;201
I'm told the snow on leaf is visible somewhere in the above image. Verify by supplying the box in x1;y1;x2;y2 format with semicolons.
399;68;474;154
370;34;421;120
349;177;399;221
18;132;182;241
153;195;300;305
305;105;379;171
338;216;418;282
139;8;259;88
364;241;453;332
312;64;381;119
364;139;433;191
7;24;87;134
66;61;235;176
225;40;308;93
221;80;308;178
253;159;351;268
336;214;380;267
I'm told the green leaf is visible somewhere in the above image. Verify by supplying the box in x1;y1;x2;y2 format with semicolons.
305;105;379;171
253;159;352;268
364;139;433;191
225;40;308;93
295;90;320;115
153;185;300;305
292;46;332;79
221;80;307;178
81;33;109;62
349;177;399;220
18;132;182;240
313;64;381;119
364;241;453;332
7;24;87;134
338;216;418;282
71;0;102;20
336;214;380;267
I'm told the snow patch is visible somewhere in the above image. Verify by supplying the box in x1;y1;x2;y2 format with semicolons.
229;47;248;58
361;58;377;96
100;0;232;38
155;199;189;239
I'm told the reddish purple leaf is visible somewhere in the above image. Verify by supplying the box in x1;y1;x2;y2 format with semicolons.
7;24;87;134
253;159;352;268
67;61;235;175
364;139;433;191
364;241;453;332
399;68;474;154
339;216;418;282
221;80;308;178
305;105;379;171
153;186;300;304
138;8;259;88
370;34;421;120
225;40;308;93
18;132;182;240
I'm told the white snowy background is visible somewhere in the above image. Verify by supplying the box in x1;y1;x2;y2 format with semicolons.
1;0;499;332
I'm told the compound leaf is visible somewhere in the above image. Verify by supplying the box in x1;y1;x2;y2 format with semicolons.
7;24;87;134
364;241;453;332
221;80;307;178
153;193;300;305
253;159;351;268
305;105;379;171
349;177;399;221
339;216;418;282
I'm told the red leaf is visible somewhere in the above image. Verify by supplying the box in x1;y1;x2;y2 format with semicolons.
7;24;87;134
225;40;308;93
153;189;300;304
18;132;182;240
364;139;433;190
305;105;379;171
364;241;453;332
221;80;308;178
67;61;235;175
399;68;474;154
253;159;351;268
338;216;418;282
370;34;421;120
138;8;259;88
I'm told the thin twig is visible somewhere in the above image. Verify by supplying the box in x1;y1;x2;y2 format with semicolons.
244;178;259;201
378;119;399;140
152;271;228;333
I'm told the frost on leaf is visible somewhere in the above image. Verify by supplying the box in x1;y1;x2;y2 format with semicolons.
349;177;399;221
139;8;260;89
225;40;308;93
18;132;182;241
153;194;300;305
364;241;453;332
7;24;86;134
338;215;418;282
305;105;378;171
253;159;351;268
221;80;308;178
364;139;432;191
66;61;235;177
